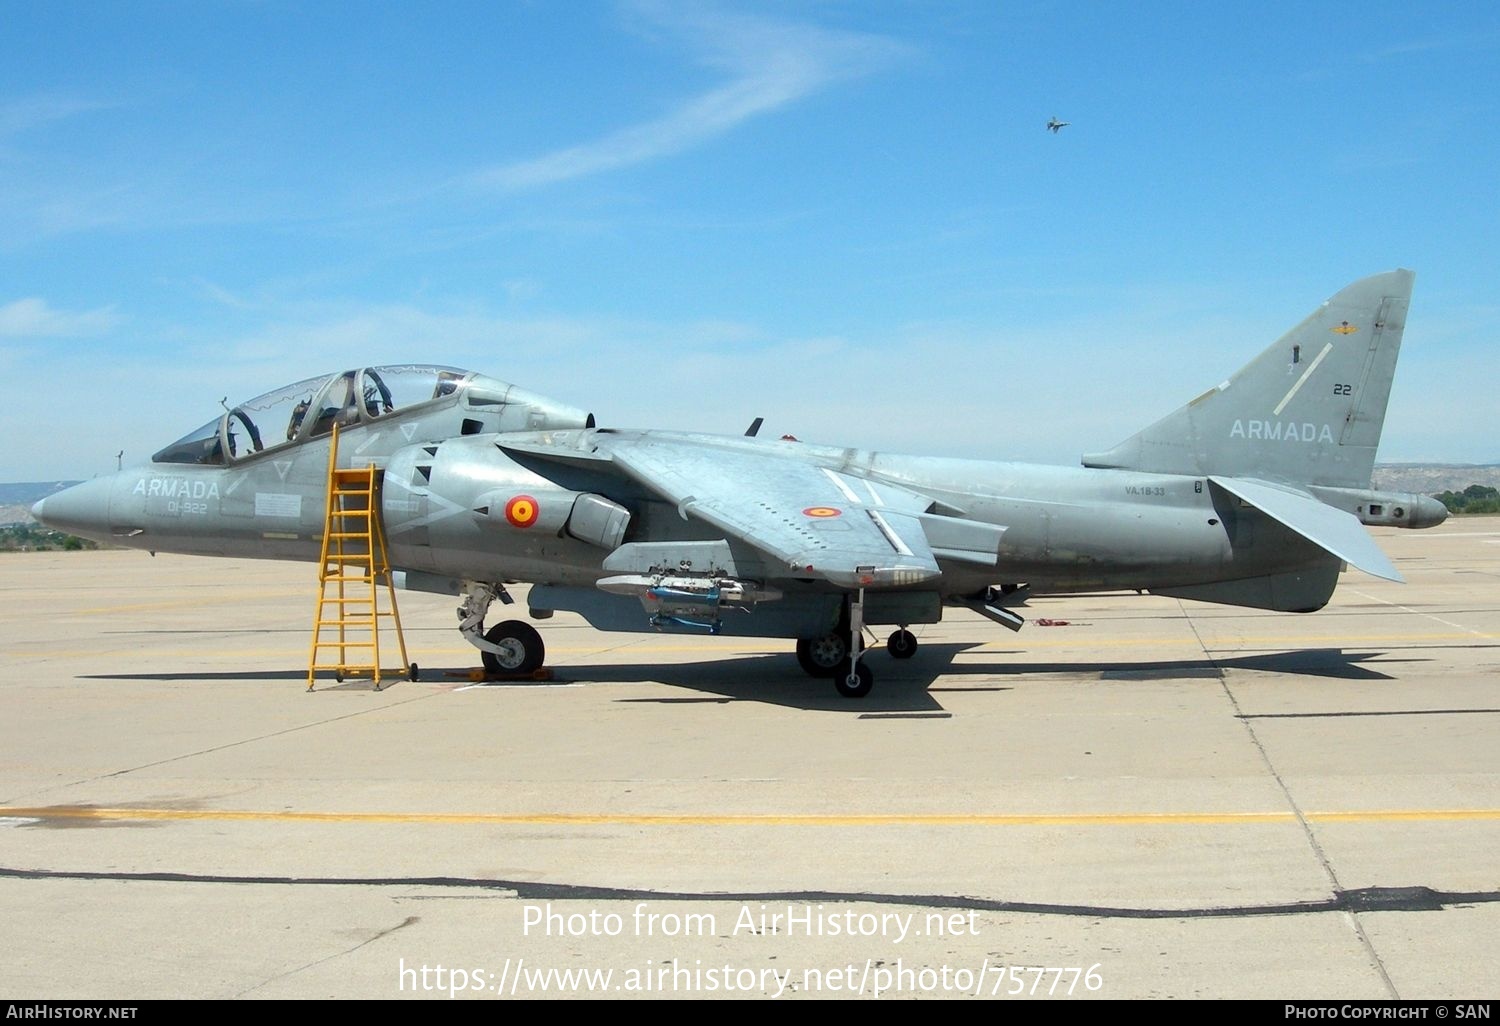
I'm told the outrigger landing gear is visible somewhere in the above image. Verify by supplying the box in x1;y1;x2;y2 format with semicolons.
457;582;547;676
887;628;918;659
832;588;874;699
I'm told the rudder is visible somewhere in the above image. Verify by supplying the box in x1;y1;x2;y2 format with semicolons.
1082;270;1415;488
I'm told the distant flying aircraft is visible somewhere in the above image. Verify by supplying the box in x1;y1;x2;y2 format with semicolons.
34;271;1445;698
1047;117;1069;133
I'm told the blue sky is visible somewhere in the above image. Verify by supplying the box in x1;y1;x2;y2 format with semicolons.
2;0;1497;480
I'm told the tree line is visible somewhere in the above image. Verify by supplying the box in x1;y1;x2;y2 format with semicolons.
1434;484;1500;515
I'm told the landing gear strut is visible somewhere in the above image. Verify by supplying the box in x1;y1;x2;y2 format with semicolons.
832;588;874;699
796;592;911;697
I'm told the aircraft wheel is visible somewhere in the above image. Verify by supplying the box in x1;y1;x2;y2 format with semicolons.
408;663;420;682
834;662;874;699
796;633;862;678
887;629;918;659
482;620;545;674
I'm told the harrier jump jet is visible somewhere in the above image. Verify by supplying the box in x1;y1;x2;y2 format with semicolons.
34;271;1445;697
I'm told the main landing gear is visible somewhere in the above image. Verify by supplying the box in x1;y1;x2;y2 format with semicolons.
458;583;547;677
795;592;920;699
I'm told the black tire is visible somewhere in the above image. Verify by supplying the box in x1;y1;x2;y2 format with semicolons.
796;633;851;678
408;663;420;682
833;661;874;699
481;620;545;674
887;629;918;659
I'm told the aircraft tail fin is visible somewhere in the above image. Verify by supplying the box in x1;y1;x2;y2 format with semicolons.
1081;270;1415;489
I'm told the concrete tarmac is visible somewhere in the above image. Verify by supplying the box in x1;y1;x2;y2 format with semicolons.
1;519;1497;1000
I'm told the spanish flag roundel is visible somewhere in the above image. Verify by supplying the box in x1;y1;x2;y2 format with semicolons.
505;495;539;528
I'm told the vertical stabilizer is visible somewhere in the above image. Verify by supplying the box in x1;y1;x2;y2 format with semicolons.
1081;270;1414;488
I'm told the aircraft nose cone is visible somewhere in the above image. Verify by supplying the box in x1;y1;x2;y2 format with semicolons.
30;498;46;521
30;478;116;542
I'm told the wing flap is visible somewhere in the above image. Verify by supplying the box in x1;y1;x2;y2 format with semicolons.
1208;475;1402;582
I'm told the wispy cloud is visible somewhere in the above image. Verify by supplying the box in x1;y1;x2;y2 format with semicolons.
1294;30;1500;81
0;94;116;139
474;4;906;191
1356;31;1500;64
0;298;120;339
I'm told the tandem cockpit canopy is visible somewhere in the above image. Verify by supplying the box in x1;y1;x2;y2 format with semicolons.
151;365;471;466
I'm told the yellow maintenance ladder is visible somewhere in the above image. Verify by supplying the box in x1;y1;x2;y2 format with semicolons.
306;423;414;690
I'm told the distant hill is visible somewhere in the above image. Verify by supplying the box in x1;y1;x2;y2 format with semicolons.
0;481;80;505
1371;464;1500;494
0;481;81;526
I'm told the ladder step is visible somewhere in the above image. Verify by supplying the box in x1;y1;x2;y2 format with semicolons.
308;426;407;690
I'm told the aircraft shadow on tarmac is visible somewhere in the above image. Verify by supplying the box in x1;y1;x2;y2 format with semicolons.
76;642;1437;713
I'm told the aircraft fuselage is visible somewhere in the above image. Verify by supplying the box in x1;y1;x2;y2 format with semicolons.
36;423;1443;631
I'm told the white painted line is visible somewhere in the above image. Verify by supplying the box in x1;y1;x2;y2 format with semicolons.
1273;342;1333;415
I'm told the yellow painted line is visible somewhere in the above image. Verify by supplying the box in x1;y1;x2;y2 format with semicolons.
3;806;1499;827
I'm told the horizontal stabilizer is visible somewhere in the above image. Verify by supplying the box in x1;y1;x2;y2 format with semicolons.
1209;475;1402;582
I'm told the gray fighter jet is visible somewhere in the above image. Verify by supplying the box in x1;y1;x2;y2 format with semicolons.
1047;117;1069;133
34;270;1446;697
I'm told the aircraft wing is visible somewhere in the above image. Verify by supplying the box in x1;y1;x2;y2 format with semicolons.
599;435;945;589
1208;475;1402;582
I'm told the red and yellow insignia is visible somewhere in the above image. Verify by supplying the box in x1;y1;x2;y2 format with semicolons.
505;495;539;528
1332;321;1359;335
803;506;842;518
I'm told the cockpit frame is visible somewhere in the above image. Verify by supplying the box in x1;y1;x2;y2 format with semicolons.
152;365;473;467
